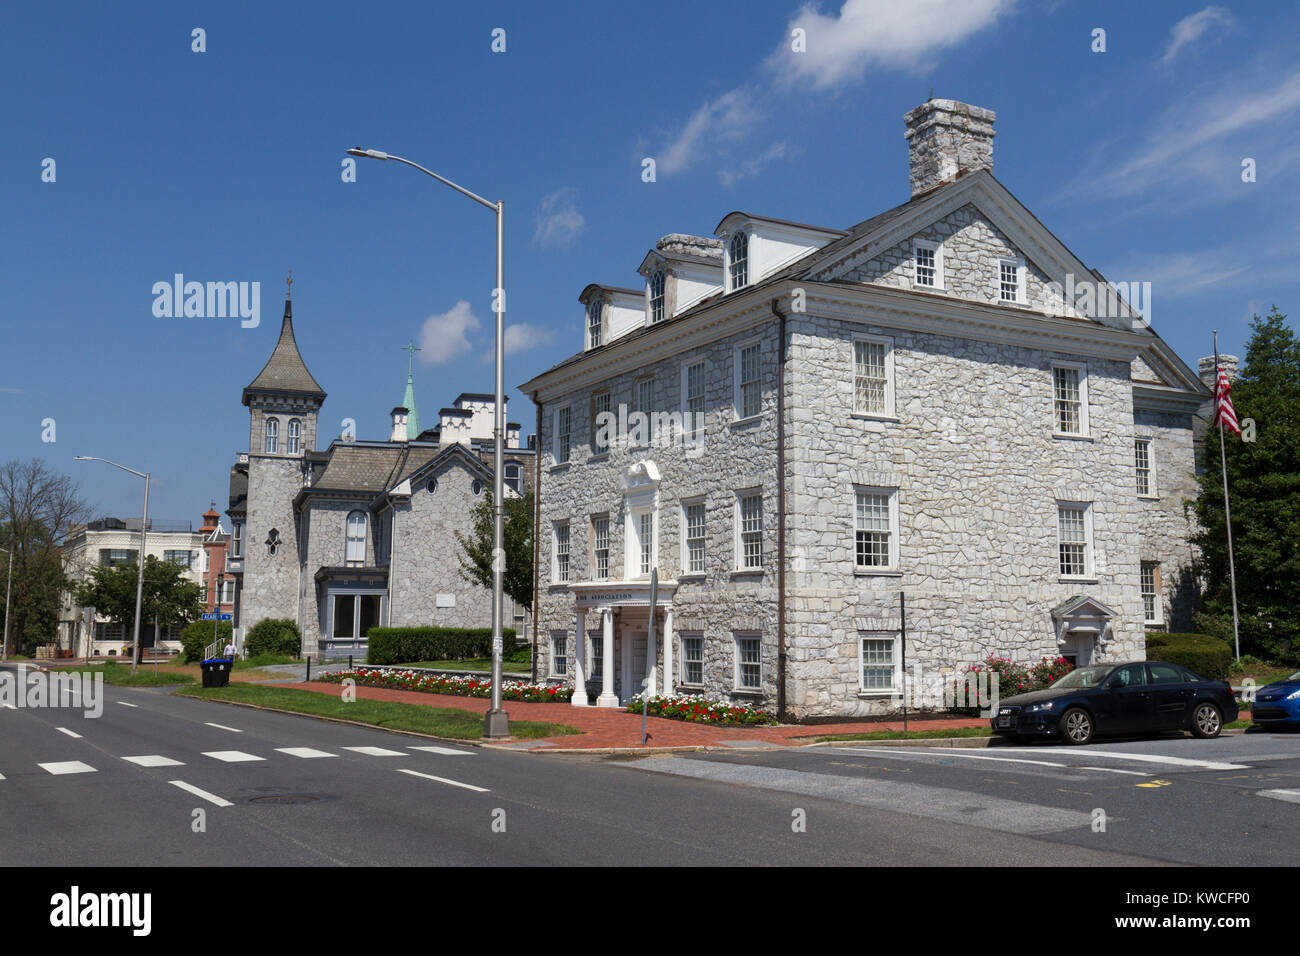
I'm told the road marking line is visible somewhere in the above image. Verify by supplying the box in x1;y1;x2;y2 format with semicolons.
0;772;6;780
343;746;405;757
408;745;474;756
1258;789;1300;805
396;768;489;792
204;722;242;733
115;701;139;708
56;727;83;739
836;748;1151;775
39;761;97;775
169;780;232;807
202;751;265;763
991;748;1249;771
123;755;185;767
276;747;337;759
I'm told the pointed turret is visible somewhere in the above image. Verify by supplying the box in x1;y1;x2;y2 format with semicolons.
242;298;327;406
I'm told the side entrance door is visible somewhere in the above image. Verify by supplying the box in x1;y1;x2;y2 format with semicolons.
620;630;648;705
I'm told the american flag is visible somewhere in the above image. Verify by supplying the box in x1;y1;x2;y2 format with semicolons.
1213;365;1241;436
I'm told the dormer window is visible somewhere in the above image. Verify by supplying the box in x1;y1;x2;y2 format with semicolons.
264;417;279;454
649;271;666;323
587;299;602;348
728;232;749;290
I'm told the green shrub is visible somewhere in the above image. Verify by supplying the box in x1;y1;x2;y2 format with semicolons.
180;620;231;662
366;627;517;665
504;641;532;664
1145;632;1232;679
246;618;301;658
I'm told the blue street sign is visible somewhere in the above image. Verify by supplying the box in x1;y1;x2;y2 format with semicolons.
201;613;233;621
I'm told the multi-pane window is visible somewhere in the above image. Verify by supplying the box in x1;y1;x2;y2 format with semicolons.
265;417;279;454
737;344;761;419
231;522;243;558
589;631;603;681
591;391;611;453
345;511;366;565
1141;562;1161;624
555;406;571;464
637;379;654;442
220;580;235;605
1053;364;1086;435
914;241;938;287
505;463;522;494
1135;439;1154;495
554;523;570;582
861;635;899;693
854;339;889;415
999;260;1022;303
855;491;892;568
684;501;706;573
592;515;610;580
738;492;763;570
681;635;703;685
728;232;749;290
552;633;567;676
735;634;761;690
1057;504;1090;577
587;299;602;348
164;550;192;568
99;549;138;567
650;271;666;323
684;361;705;435
287;418;301;454
639;512;654;575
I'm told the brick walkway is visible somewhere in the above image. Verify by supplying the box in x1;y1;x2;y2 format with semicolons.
264;681;988;750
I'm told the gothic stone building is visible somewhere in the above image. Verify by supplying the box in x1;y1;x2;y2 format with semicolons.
521;99;1207;719
227;297;533;656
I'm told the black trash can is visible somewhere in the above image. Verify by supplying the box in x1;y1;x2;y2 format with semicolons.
200;659;232;688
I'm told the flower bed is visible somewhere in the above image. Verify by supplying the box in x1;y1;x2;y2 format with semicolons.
316;667;572;703
625;694;776;725
964;656;1074;697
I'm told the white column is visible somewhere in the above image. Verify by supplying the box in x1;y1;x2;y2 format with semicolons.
646;609;657;698
571;608;589;707
597;606;619;708
662;608;674;697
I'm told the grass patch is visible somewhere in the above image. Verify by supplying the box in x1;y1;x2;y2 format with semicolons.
816;726;994;742
1235;665;1298;686
395;658;531;674
1226;719;1253;729
238;654;297;668
50;662;196;687
173;684;579;739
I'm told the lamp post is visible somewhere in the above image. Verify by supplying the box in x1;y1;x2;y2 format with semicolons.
75;457;149;675
347;146;510;739
0;546;12;663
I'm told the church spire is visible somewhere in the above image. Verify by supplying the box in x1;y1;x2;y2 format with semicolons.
401;340;422;439
241;282;326;406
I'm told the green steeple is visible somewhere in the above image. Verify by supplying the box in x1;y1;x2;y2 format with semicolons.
401;340;422;439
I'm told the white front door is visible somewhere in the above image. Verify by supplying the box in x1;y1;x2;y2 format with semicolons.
621;630;648;704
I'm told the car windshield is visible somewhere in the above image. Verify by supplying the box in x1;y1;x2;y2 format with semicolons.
1049;665;1112;690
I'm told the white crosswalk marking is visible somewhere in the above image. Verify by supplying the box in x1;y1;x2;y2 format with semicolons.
276;747;336;759
169;780;232;807
990;747;1249;771
396;769;489;792
123;755;185;767
408;745;474;756
1258;789;1300;805
204;722;242;733
202;751;265;763
40;761;97;775
343;746;405;757
56;727;83;739
115;701;139;708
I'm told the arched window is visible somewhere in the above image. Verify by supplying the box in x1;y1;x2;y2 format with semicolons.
649;271;665;323
287;418;301;454
264;418;279;454
587;299;602;348
345;511;366;565
728;231;749;290
505;463;522;495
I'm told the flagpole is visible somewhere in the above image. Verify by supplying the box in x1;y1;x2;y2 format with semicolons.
1213;330;1242;660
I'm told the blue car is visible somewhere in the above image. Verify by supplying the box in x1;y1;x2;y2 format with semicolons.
1250;669;1300;728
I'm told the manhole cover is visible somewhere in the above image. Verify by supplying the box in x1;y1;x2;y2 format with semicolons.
249;794;320;805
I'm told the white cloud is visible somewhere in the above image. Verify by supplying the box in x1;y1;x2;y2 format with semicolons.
532;188;586;248
480;323;555;363
418;300;480;365
767;0;1015;90
656;87;762;176
719;141;795;188
1161;6;1235;67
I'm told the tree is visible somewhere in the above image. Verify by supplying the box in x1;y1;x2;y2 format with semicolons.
455;490;534;612
73;555;203;645
0;458;92;654
1192;306;1300;664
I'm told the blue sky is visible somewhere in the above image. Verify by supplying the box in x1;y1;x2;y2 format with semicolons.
2;0;1297;524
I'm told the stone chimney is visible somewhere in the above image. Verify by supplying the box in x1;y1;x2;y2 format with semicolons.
390;406;409;443
1198;355;1239;389
904;99;996;197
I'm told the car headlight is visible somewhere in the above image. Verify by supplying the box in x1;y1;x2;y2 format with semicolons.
1025;701;1055;713
1286;689;1300;701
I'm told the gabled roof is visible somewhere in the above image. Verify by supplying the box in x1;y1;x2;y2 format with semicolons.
242;299;327;405
309;444;405;494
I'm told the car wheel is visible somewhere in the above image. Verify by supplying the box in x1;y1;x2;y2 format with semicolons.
1191;703;1222;739
1060;708;1094;745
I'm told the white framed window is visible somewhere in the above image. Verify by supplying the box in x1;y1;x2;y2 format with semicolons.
287;418;301;454
551;632;568;676
680;634;703;686
728;231;749;290
592;515;610;580
220;579;235;605
345;511;367;566
554;405;571;464
636;379;655;443
1141;562;1162;625
1135;438;1155;496
913;239;942;289
231;522;243;558
587;299;602;349
1057;502;1093;578
734;341;761;420
998;257;1025;304
649;270;666;323
201;548;210;573
853;335;894;417
264;417;279;454
638;511;654;575
682;499;706;574
591;390;611;453
734;633;761;691
504;462;522;495
329;591;384;640
860;632;902;694
681;361;706;435
589;630;603;681
735;491;763;570
553;522;570;583
855;488;899;571
164;550;192;568
1052;362;1089;436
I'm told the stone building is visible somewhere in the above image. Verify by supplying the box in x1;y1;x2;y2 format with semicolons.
227;294;534;656
520;99;1208;719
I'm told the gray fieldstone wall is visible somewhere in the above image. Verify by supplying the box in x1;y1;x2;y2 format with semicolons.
1134;407;1202;631
242;454;308;642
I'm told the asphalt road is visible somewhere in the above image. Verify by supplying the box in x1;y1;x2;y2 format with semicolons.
1;664;1295;866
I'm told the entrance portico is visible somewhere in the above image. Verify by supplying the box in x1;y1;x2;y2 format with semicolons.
1051;595;1117;666
569;581;677;707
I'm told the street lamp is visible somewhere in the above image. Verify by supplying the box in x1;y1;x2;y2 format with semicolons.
348;145;510;739
0;546;12;663
75;457;149;675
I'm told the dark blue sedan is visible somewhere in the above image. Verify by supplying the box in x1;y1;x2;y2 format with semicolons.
991;661;1239;745
1250;670;1300;728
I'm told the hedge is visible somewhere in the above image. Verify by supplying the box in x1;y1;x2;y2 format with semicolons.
180;620;232;663
246;618;302;658
1145;632;1233;679
366;626;517;665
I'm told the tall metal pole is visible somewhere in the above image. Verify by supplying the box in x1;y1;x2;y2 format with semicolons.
484;200;509;738
1;547;12;663
1213;331;1242;660
131;474;149;675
